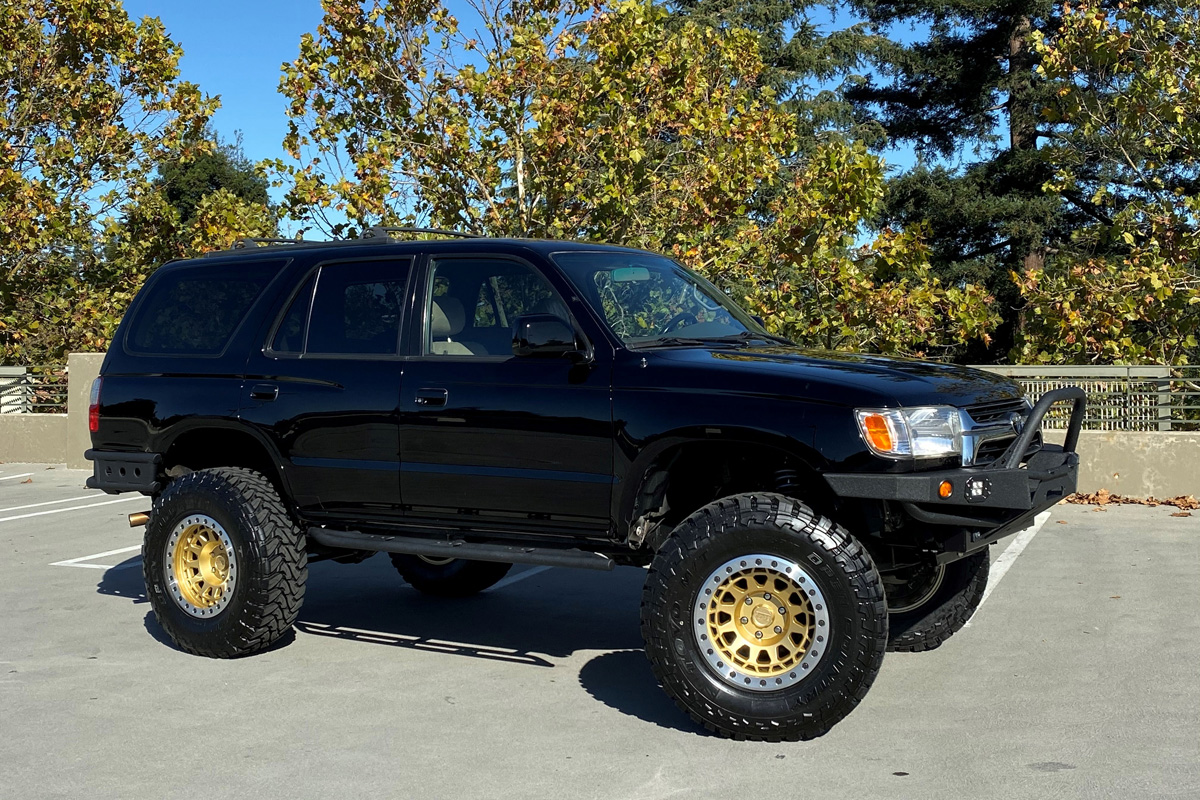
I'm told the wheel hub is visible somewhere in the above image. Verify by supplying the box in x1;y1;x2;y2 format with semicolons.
165;514;237;618
694;555;830;692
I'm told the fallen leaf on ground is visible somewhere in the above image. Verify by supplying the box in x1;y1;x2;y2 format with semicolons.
1170;512;1192;518
1110;595;1121;599
1056;520;1068;524
20;478;32;484
1067;491;1199;510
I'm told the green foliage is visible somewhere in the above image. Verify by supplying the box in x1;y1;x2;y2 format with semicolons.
275;0;996;358
1015;1;1200;364
156;130;271;225
0;2;276;362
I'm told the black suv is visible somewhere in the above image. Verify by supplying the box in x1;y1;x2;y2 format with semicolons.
86;231;1083;741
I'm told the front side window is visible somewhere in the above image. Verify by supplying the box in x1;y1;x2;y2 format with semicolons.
552;251;763;347
127;260;282;356
423;257;566;357
303;260;409;355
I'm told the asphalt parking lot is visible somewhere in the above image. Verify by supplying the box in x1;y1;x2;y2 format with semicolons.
1;462;1197;800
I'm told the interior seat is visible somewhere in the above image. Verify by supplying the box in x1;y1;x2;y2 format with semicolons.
430;297;487;355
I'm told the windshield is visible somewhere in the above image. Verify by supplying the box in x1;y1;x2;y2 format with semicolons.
552;251;776;347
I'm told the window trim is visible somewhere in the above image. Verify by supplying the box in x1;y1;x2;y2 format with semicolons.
415;252;583;361
262;255;414;361
123;258;289;359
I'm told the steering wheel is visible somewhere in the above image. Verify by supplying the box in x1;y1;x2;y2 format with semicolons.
659;312;698;335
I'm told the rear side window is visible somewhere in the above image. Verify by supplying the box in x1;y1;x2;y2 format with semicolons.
127;260;282;356
302;260;410;356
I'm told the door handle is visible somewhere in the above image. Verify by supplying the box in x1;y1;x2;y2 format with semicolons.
250;383;279;402
415;388;448;407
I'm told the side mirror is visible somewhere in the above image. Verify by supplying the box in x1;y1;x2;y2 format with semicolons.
751;314;766;328
512;313;582;358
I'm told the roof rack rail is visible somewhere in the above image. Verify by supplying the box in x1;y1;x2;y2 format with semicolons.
363;226;481;240
231;237;312;249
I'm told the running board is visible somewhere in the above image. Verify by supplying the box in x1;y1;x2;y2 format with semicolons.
307;528;616;571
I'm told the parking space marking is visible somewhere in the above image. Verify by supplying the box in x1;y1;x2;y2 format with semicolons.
0;495;142;524
966;510;1052;625
0;493;108;515
487;565;551;592
50;544;142;570
0;473;35;482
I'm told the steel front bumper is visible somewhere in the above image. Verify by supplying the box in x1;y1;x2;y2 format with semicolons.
824;387;1086;563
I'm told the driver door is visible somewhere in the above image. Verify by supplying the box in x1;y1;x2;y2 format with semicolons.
398;254;614;532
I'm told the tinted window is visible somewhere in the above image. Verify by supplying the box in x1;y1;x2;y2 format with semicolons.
306;261;409;355
128;260;281;355
270;274;315;354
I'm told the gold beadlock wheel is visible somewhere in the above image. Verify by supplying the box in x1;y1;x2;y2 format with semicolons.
694;554;830;691
164;514;238;618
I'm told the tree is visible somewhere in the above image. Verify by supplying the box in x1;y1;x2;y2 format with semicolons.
275;0;998;357
0;0;216;362
1014;1;1199;364
156;129;271;225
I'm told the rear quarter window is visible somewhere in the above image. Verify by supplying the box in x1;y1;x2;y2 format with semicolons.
126;260;283;356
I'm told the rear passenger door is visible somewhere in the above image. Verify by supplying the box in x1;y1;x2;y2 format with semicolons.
241;257;412;519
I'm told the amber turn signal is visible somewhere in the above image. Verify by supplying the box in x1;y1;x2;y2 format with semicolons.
938;480;953;499
860;413;893;452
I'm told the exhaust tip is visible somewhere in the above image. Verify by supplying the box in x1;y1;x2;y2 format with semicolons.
128;511;150;528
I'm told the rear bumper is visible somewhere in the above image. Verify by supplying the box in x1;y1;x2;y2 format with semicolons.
824;387;1086;562
84;449;162;495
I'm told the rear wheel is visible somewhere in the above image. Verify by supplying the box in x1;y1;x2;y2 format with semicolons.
885;550;989;652
641;493;888;741
389;554;512;597
144;467;307;658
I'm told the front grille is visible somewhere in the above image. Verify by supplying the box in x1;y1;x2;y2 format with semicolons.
974;432;1043;465
965;398;1028;425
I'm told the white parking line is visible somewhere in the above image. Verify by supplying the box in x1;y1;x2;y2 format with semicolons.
0;495;142;524
0;494;108;515
50;544;142;570
0;473;34;481
966;510;1053;625
487;565;551;592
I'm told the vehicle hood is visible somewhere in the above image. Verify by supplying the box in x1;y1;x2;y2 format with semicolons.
647;344;1022;409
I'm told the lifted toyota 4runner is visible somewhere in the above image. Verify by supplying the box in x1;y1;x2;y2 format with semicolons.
86;230;1083;741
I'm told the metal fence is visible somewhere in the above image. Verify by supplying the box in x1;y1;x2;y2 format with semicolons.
0;365;69;414
976;365;1200;432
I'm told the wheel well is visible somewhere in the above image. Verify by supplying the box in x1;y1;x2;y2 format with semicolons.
627;441;836;551
162;428;286;500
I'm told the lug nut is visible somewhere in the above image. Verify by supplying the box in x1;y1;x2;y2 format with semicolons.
778;607;787;615
764;593;772;600
754;631;763;639
774;626;782;633
745;597;753;604
740;617;749;624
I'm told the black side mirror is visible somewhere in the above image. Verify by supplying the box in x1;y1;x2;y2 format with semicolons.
512;313;581;358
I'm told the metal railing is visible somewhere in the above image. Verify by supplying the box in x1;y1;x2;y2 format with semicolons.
0;365;69;414
975;365;1200;432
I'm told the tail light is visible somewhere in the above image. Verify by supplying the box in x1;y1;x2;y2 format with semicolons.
88;377;103;433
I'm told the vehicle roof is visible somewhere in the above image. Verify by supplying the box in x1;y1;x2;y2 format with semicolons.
179;237;658;269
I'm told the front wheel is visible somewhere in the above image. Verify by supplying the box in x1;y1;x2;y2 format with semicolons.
886;550;989;652
641;493;888;741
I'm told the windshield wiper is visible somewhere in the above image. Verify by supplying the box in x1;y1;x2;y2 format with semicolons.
705;331;794;346
627;336;710;349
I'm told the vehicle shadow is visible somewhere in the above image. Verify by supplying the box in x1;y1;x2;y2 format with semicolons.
96;553;698;732
97;554;647;665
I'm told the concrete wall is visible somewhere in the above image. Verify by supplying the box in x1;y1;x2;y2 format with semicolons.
1045;430;1199;498
65;353;103;469
0;413;68;463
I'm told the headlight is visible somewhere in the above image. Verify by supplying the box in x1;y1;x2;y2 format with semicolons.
855;406;963;459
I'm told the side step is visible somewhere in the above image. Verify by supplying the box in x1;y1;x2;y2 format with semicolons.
307;528;616;571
